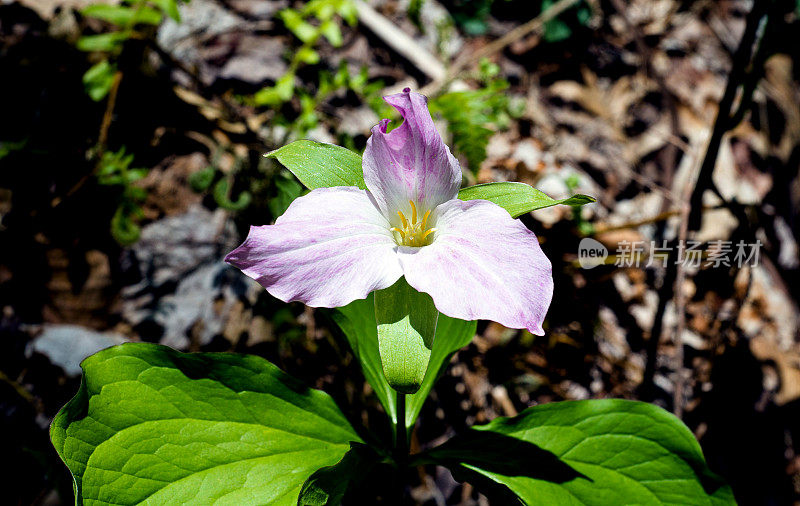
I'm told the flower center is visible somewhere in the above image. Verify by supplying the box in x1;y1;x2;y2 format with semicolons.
391;200;437;247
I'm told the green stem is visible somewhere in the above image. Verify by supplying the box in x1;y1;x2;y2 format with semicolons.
394;392;407;464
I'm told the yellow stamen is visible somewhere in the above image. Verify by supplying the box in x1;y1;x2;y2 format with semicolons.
391;202;436;247
397;211;408;229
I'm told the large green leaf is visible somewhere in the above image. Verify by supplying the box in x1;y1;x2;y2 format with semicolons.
331;295;476;435
51;343;362;505
421;399;735;505
266;140;365;190
458;182;594;218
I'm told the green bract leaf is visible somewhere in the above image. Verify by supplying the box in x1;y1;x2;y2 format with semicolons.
375;277;439;394
266;140;366;190
332;295;476;435
422;399;735;505
458;182;595;218
82;4;162;26
51;343;362;505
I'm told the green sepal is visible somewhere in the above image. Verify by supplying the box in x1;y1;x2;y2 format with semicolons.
265;140;366;190
374;277;438;394
458;181;594;217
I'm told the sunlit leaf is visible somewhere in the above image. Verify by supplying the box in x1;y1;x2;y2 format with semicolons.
458;182;594;217
51;343;362;505
421;399;735;505
266;140;365;190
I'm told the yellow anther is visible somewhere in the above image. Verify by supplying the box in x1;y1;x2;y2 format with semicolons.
397;211;408;229
392;202;435;247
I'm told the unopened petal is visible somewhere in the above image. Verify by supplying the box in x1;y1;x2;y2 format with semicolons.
225;187;403;308
398;199;553;334
363;88;461;221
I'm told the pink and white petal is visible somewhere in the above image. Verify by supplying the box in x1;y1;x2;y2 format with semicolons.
363;89;461;222
398;199;553;335
225;187;403;308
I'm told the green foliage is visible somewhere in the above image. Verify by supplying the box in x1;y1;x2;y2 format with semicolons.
257;62;383;139
541;0;592;42
213;178;252;211
76;0;185;244
408;0;425;30
82;3;163;26
446;0;591;40
458;181;594;217
267;170;305;218
76;32;129;53
429;60;517;174
78;0;182;99
188;165;216;192
51;343;362;505
448;0;495;36
0;138;28;160
419;399;735;505
565;173;594;235
255;0;357;108
252;0;384;139
82;60;117;102
96;147;148;245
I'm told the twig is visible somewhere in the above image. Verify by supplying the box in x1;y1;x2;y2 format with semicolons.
421;0;581;96
593;204;723;235
53;70;124;207
98;70;123;152
688;0;771;231
354;1;446;82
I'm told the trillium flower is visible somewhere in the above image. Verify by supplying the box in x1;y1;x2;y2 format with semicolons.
225;89;553;334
